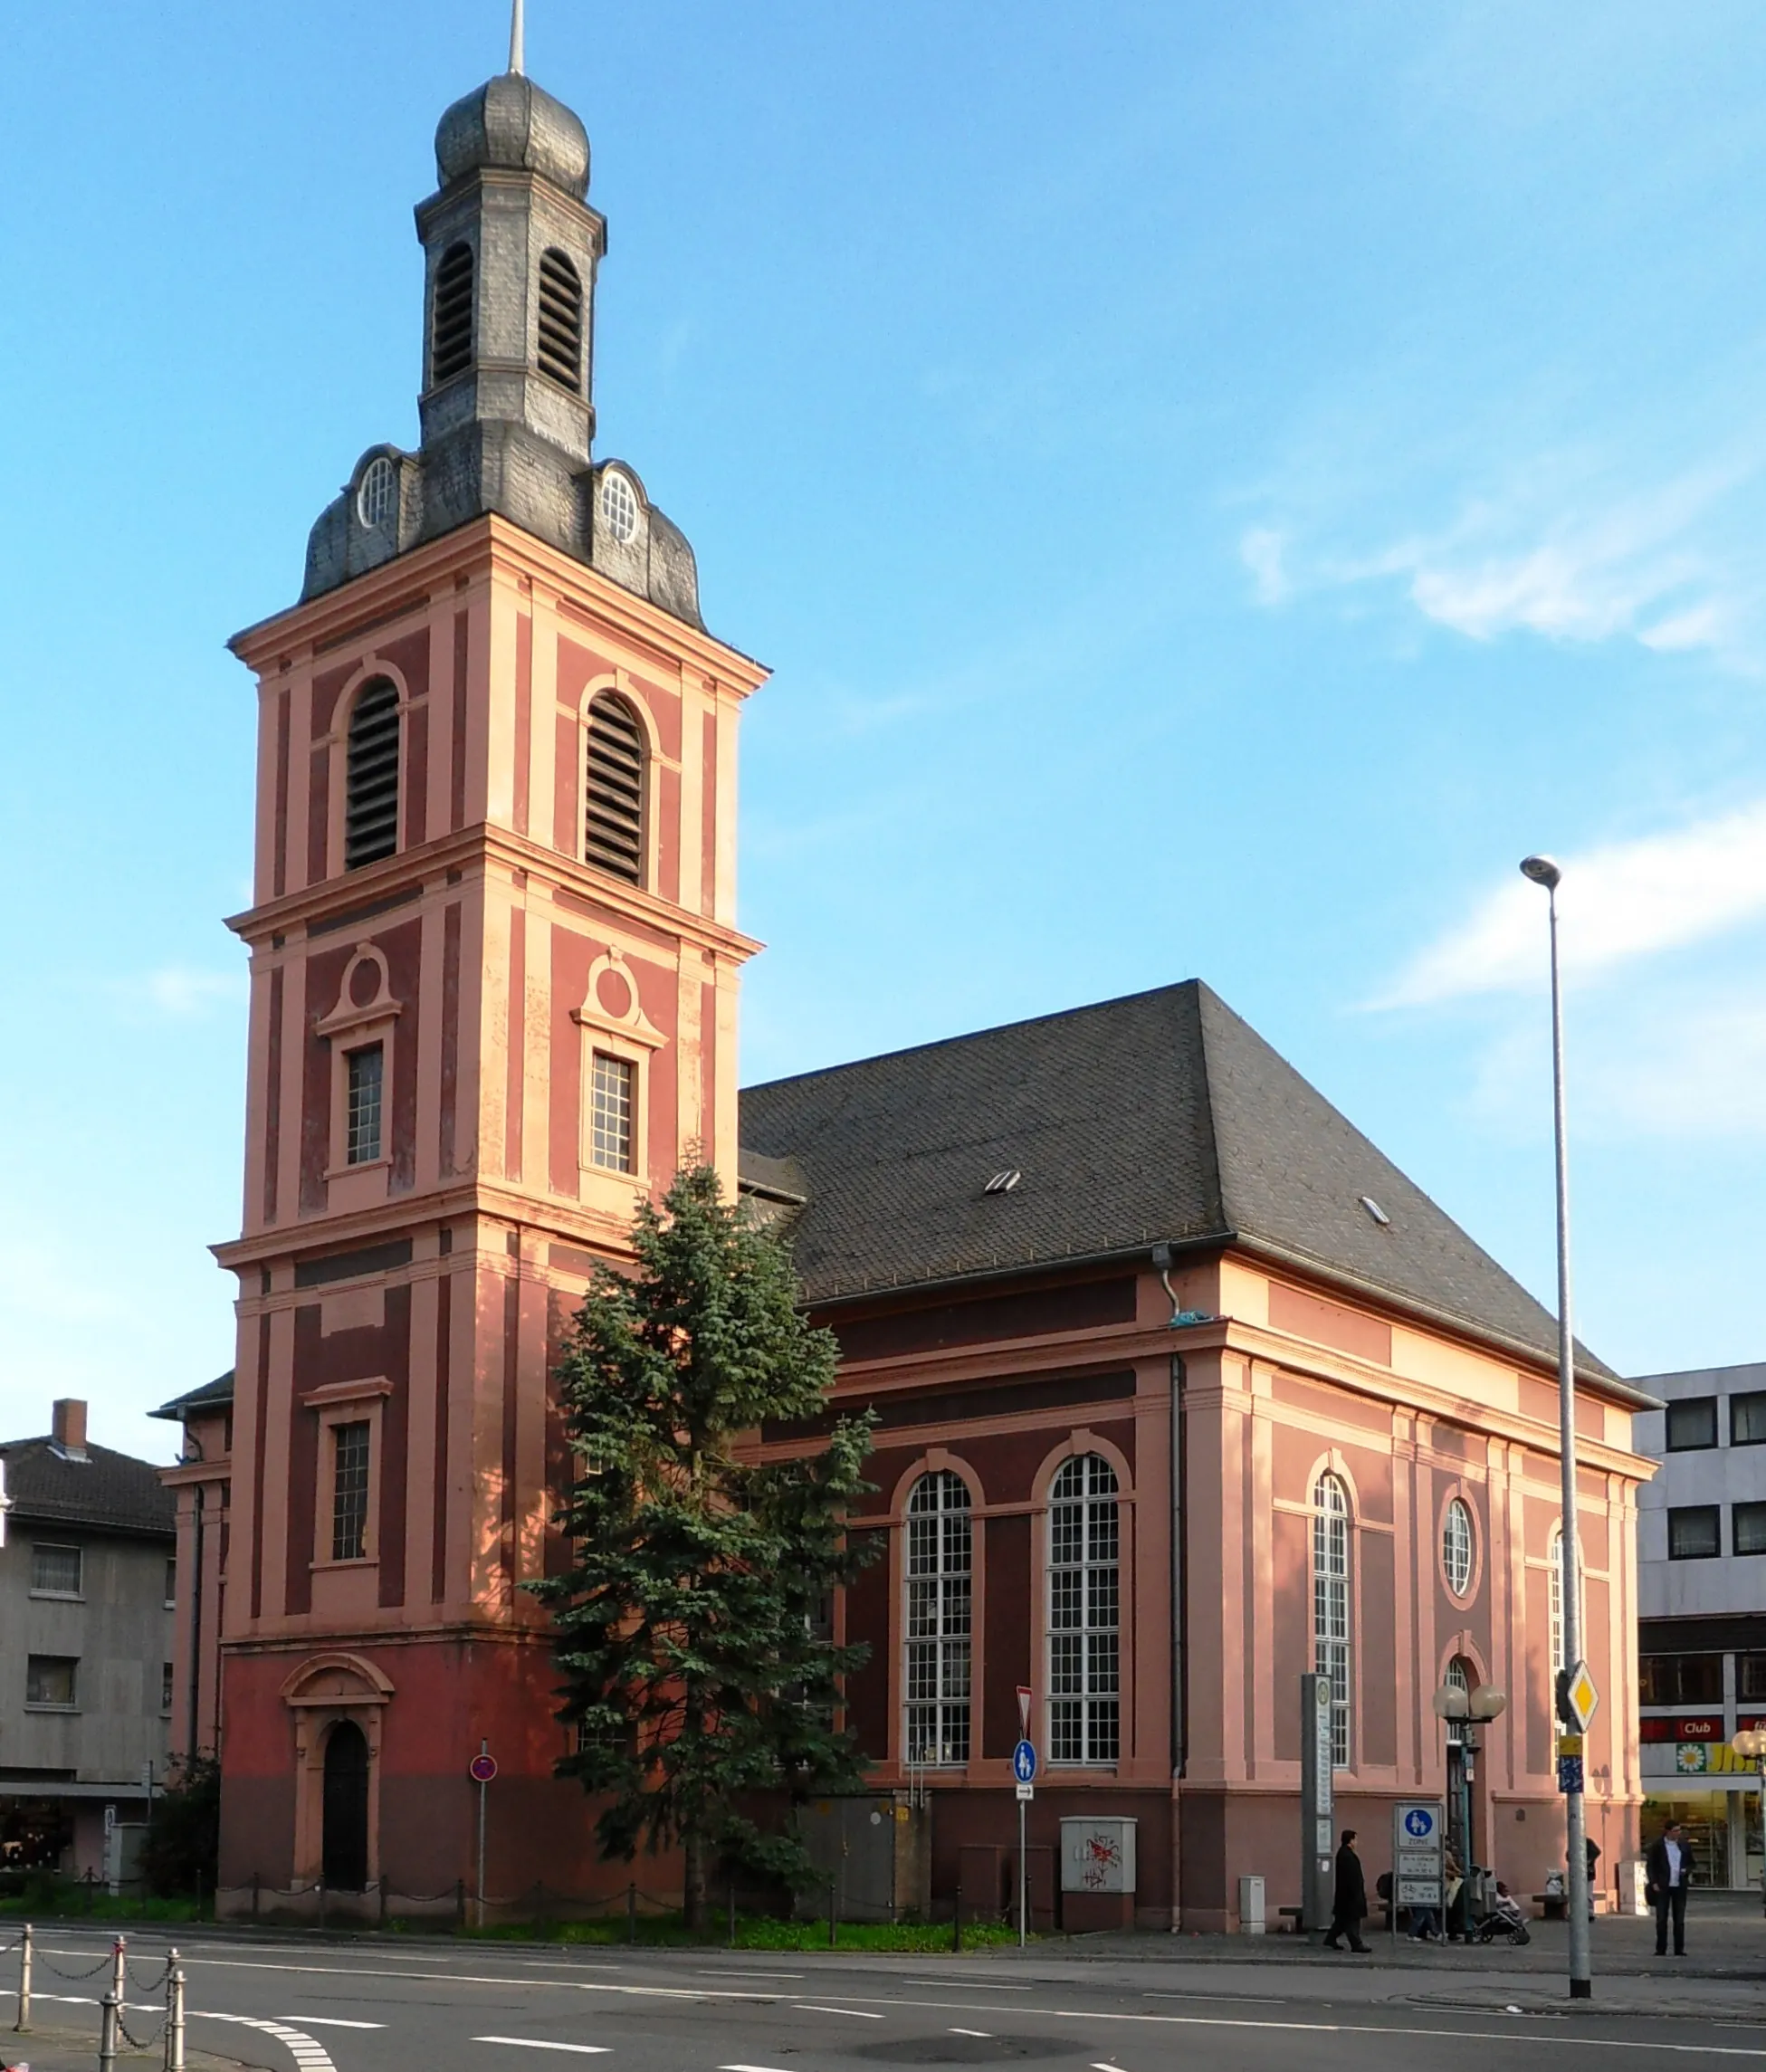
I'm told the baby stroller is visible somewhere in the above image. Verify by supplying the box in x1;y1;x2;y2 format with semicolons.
1473;1879;1532;1945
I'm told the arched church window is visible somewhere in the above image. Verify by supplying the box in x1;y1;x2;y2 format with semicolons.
538;248;584;392
1048;1454;1120;1765
584;692;644;884
905;1470;971;1767
431;241;475;385
344;679;401;870
1313;1471;1351;1769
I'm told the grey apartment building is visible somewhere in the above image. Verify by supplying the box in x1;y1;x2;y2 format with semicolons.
0;1399;176;1882
1634;1359;1766;1889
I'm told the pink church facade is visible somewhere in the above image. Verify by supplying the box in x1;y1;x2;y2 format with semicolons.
159;44;1656;1931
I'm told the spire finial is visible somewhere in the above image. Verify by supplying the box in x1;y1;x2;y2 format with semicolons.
509;0;526;75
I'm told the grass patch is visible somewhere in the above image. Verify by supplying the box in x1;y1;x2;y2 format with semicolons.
0;1885;203;1924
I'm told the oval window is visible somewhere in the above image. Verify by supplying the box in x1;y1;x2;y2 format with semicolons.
1443;1497;1475;1598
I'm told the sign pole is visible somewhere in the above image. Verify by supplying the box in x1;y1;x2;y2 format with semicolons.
474;1738;492;1924
1299;1674;1334;1936
1015;1689;1035;1949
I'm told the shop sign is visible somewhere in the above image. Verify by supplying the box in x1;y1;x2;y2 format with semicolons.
1639;1714;1724;1743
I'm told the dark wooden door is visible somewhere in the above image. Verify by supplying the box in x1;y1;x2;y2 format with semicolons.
321;1720;370;1891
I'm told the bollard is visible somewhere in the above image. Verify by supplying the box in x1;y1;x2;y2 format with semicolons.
626;1881;637;1944
195;1866;205;1922
318;1877;327;1933
251;1870;261;1922
827;1878;836;1950
166;1949;186;2072
952;1883;962;1954
456;1876;467;1930
98;1933;127;2072
14;1919;31;2031
729;1878;737;1949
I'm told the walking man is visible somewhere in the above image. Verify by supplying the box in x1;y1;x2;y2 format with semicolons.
1323;1828;1370;1953
1645;1820;1693;1956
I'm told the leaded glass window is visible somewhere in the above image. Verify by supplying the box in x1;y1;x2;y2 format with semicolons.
1313;1472;1351;1769
905;1470;970;1766
1048;1454;1120;1765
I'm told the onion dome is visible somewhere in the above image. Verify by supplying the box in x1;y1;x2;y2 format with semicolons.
434;73;589;200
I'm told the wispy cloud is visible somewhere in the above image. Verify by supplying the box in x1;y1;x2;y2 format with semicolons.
1243;444;1766;669
1376;800;1766;1008
135;966;248;1018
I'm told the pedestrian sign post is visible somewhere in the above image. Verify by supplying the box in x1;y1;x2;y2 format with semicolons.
1390;1800;1446;1946
1012;1733;1036;1948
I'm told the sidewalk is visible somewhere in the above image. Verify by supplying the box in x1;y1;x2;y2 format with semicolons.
3;2028;250;2072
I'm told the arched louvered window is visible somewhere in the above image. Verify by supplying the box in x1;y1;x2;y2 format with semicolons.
1313;1471;1351;1770
584;692;644;883
905;1470;971;1766
1048;1454;1121;1764
344;679;401;870
538;248;583;392
431;242;474;385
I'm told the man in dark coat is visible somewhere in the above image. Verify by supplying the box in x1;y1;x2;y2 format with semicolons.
1323;1828;1370;1953
1645;1821;1694;1956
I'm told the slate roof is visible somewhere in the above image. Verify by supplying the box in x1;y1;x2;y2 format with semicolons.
739;979;1627;1393
0;1437;176;1538
149;1370;235;1422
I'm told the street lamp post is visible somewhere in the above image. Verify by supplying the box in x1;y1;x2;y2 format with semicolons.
1521;853;1591;2000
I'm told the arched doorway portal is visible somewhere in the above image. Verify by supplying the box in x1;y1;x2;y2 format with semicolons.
321;1721;370;1891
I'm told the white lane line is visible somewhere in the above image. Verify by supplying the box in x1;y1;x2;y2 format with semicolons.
196;2010;339;2071
278;2014;388;2029
694;1970;806;1980
1038;2008;1766;2058
904;1979;1033;1990
474;2042;612;2056
799;2004;885;2019
950;2028;992;2038
722;2064;797;2070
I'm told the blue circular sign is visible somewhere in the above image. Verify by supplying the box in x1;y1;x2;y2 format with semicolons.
1012;1739;1037;1783
1403;1807;1434;1838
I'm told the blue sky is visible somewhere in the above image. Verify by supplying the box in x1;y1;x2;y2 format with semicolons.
5;2;1765;1464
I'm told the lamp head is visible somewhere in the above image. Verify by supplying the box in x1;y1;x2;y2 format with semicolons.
1520;854;1562;890
1431;1684;1471;1722
1469;1684;1509;1723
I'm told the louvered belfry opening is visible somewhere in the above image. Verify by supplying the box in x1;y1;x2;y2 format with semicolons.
584;692;644;883
537;249;583;392
345;679;401;870
431;241;474;384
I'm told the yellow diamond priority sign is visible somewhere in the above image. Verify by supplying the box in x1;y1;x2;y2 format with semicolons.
1562;1661;1599;1733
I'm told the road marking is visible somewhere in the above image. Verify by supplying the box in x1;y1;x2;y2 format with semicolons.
904;1980;1034;1990
196;2011;339;2072
1141;1991;1284;2007
474;2042;612;2056
721;2064;797;2070
950;2028;992;2038
799;2004;885;2019
278;2015;388;2028
694;1970;806;1980
1037;2008;1766;2058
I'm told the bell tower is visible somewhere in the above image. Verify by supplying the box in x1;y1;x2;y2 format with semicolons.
212;29;766;1910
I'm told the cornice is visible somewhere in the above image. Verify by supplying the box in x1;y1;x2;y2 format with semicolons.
229;513;768;694
224;821;762;965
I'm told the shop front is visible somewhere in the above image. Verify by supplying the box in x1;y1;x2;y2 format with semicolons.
1640;1714;1764;1890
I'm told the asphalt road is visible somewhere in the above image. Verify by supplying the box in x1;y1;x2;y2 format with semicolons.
7;1927;1766;2072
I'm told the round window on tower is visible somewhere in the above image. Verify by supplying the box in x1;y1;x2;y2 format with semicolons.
1442;1496;1475;1599
357;457;397;531
599;471;638;546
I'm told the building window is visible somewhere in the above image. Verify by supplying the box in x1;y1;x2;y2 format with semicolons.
25;1657;78;1709
431;240;474;383
1640;1652;1725;1704
331;1420;371;1561
345;1045;385;1165
356;455;396;530
165;1557;177;1608
1666;1397;1719;1451
1739;1655;1766;1703
160;1662;174;1714
30;1543;82;1597
584;692;644;883
600;470;638;545
1733;1392;1766;1447
1048;1454;1121;1766
1313;1472;1351;1769
904;1469;971;1767
1667;1504;1722;1561
1442;1498;1475;1599
589;1051;635;1173
537;248;583;391
1736;1503;1766;1556
343;677;401;870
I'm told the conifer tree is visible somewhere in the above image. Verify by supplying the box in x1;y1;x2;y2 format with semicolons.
532;1163;875;1926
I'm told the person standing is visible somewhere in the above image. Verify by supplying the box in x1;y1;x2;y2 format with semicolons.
1324;1829;1371;1953
1584;1835;1602;1924
1645;1820;1694;1957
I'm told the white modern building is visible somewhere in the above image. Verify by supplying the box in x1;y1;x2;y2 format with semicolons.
1634;1359;1766;1889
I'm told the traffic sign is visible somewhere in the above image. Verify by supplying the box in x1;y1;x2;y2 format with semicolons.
1012;1739;1037;1784
1557;1753;1584;1795
1401;1806;1437;1840
1016;1781;1035;1802
1557;1662;1599;1733
470;1752;499;1784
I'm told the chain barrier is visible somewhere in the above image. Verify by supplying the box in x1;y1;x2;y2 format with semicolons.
40;1947;119;1980
115;2001;168;2053
126;1952;174;1991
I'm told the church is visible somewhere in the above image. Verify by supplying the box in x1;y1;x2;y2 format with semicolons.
158;35;1655;1931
